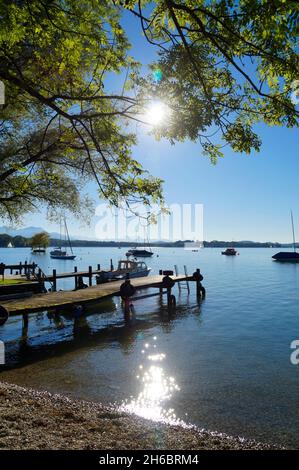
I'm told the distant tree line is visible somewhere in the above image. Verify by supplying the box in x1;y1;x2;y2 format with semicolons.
0;233;284;248
0;234;28;247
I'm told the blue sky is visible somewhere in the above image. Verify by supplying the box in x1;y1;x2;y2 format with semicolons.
21;10;299;243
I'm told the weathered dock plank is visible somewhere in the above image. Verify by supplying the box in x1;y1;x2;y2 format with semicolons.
45;269;101;281
1;274;194;316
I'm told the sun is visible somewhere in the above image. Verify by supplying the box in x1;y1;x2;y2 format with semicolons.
145;101;168;126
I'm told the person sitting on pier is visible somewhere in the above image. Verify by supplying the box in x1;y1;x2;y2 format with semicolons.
77;276;88;290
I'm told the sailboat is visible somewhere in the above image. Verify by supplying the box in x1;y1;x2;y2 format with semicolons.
50;218;76;260
272;211;299;262
125;248;153;258
125;226;154;258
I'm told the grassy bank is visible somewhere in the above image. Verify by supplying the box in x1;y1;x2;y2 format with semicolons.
0;381;275;450
0;278;29;286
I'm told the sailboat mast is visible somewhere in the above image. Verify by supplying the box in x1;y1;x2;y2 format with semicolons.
291;210;296;252
64;218;74;254
59;216;62;249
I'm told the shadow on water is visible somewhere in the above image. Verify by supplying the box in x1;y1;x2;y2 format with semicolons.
0;291;203;372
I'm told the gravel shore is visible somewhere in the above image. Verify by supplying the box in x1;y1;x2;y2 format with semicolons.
0;381;274;450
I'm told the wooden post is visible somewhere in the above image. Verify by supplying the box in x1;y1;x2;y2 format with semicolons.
167;286;172;306
52;269;57;292
22;314;29;339
22;314;28;328
74;266;78;289
159;270;163;295
195;268;205;298
38;268;42;280
19;261;22;275
97;264;101;271
196;268;200;297
88;266;92;286
24;260;28;275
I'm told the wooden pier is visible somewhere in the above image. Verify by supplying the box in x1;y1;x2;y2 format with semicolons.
0;272;202;317
44;265;102;290
0;261;107;291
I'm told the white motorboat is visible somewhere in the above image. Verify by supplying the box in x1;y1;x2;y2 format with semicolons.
96;259;151;283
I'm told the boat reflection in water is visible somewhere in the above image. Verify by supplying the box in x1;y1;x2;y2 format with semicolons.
120;337;186;426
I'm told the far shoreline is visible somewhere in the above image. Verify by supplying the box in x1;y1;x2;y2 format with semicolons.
0;239;288;249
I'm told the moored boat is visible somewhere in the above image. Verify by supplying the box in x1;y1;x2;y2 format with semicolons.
125;249;153;258
50;248;76;260
222;247;238;256
272;251;299;262
272;211;299;262
96;259;151;283
32;248;46;254
50;218;76;260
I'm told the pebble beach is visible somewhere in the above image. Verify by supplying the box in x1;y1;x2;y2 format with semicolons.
0;381;275;450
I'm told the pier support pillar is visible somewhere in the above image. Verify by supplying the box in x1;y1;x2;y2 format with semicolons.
74;266;78;289
161;273;176;310
88;266;93;286
22;314;29;338
194;269;206;299
159;270;163;296
22;314;28;329
52;269;57;292
0;306;9;326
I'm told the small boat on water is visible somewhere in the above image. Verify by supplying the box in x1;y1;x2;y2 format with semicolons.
272;211;299;262
32;248;46;254
126;248;153;258
272;251;299;262
50;218;76;260
222;247;238;256
50;248;76;260
96;259;151;283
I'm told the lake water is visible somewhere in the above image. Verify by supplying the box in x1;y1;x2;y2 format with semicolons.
0;246;299;448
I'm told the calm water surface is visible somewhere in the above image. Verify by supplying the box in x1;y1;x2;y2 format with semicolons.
0;247;299;448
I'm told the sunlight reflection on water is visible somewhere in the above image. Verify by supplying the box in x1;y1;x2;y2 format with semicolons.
119;337;189;426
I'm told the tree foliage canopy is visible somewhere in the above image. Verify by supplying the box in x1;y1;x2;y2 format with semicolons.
30;231;50;249
0;0;163;222
0;0;298;222
122;0;299;161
